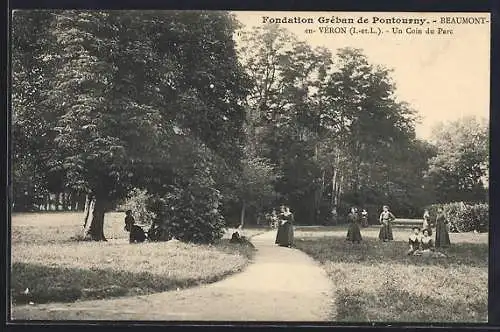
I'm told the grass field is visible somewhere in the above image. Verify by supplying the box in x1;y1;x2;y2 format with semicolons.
11;212;264;305
293;226;488;323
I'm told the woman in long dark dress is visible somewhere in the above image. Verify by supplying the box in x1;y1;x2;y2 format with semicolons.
346;207;362;243
275;206;294;247
378;205;395;242
435;207;451;248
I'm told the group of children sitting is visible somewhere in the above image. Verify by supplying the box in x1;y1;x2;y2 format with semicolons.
407;226;446;257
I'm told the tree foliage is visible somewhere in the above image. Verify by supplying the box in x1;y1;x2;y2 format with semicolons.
12;13;488;240
237;24;434;222
425;116;488;203
12;10;249;242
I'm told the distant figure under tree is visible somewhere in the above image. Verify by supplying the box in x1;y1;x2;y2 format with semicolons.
124;210;146;244
230;228;247;244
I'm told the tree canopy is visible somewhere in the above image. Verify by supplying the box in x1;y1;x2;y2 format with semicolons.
11;13;489;241
425;116;488;203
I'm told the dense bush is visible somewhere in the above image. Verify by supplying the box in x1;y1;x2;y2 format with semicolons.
147;166;226;244
117;188;157;227
427;202;489;232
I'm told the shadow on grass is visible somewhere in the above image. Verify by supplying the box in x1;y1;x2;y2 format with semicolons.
295;236;488;268
335;286;487;322
11;239;256;305
215;238;256;260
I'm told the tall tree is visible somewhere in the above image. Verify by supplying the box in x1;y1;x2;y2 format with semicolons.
237;23;332;223
316;48;420;217
11;10;63;211
235;155;279;227
16;10;249;240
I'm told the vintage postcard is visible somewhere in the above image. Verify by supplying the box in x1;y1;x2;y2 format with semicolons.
10;10;489;323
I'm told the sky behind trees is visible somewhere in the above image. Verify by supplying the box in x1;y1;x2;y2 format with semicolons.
233;11;490;140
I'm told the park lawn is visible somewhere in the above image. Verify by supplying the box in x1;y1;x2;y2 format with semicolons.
11;212;260;306
294;226;488;323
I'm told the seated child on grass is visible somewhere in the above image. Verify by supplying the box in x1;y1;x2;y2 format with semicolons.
407;226;421;255
413;228;446;258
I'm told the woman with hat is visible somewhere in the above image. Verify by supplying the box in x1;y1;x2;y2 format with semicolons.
378;205;395;242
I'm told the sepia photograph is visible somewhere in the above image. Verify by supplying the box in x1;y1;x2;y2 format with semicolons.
9;10;490;323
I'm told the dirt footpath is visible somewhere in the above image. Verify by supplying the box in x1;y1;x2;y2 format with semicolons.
13;231;334;321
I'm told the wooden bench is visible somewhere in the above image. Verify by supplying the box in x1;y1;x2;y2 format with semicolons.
391;218;424;229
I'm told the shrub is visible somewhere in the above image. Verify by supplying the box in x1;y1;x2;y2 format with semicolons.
427;202;488;232
148;178;226;244
117;188;157;227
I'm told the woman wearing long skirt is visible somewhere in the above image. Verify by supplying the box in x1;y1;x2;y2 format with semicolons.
435;207;451;248
275;206;294;247
346;207;362;243
378;205;395;242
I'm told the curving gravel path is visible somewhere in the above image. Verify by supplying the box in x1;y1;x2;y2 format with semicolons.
12;231;333;321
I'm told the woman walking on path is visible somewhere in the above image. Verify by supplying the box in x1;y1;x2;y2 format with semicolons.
378;205;395;242
422;209;432;236
346;207;362;243
435;207;451;248
275;206;295;247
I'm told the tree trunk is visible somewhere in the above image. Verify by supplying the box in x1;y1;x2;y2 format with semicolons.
45;194;50;211
84;194;107;241
83;195;90;226
240;200;246;228
62;192;68;211
337;175;344;206
70;192;76;211
78;194;86;211
56;192;62;211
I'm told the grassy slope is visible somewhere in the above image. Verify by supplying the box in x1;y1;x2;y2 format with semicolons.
11;212;262;305
294;226;488;323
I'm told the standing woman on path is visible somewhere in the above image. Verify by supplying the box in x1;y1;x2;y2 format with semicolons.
346;207;362;243
435;207;451;248
275;206;295;247
378;205;395;242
